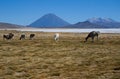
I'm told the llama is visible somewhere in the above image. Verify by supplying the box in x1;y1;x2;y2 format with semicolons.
3;33;14;40
29;34;35;40
19;34;25;40
85;31;100;42
54;33;59;41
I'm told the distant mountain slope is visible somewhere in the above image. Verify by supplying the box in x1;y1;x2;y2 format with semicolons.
0;22;24;28
28;13;70;28
87;18;120;28
87;17;116;23
64;21;105;28
64;18;120;28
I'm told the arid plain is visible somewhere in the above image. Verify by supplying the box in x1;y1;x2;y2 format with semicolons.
0;30;120;79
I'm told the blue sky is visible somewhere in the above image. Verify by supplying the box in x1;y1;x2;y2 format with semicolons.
0;0;120;25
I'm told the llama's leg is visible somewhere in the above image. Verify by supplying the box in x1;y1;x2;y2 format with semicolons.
97;35;98;41
85;36;88;42
92;37;94;42
56;37;59;41
56;38;58;40
54;37;56;41
19;37;21;40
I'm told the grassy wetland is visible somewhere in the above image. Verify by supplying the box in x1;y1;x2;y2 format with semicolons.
0;30;120;79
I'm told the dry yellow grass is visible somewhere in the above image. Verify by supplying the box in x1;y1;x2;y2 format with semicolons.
0;30;120;79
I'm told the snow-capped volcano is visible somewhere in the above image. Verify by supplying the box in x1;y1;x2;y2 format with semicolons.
87;17;116;23
85;17;120;28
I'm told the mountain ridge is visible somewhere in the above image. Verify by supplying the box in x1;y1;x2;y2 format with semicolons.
87;17;117;23
0;14;120;28
87;17;120;28
28;13;70;28
64;18;120;28
0;22;24;28
28;14;120;28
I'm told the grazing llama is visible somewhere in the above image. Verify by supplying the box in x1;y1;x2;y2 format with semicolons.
54;33;59;41
19;34;25;40
29;34;35;40
85;31;100;42
3;33;14;40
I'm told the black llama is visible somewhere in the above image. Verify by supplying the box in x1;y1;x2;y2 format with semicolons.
85;31;100;42
19;34;25;40
3;33;14;40
29;34;35;40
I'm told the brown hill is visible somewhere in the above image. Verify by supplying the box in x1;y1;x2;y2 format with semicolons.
0;22;24;28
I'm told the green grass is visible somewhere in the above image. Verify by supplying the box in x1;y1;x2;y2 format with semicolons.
0;30;120;79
